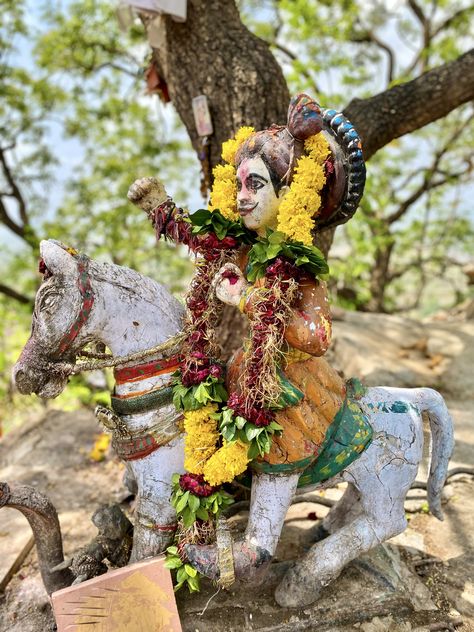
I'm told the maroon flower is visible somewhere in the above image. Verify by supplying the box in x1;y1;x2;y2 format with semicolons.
209;364;222;378
251;407;274;427
179;473;216;497
227;392;274;427
190;351;209;362
199;233;238;251
266;257;300;281
221;268;240;285
195;368;211;382
220;236;238;248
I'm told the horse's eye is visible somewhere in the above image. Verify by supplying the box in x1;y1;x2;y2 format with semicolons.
38;292;59;312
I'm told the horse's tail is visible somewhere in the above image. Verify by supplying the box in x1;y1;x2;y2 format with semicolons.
418;388;454;520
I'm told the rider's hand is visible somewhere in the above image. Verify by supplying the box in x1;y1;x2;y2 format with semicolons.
127;177;168;213
213;263;249;307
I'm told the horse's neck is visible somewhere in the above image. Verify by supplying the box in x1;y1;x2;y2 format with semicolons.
92;270;184;360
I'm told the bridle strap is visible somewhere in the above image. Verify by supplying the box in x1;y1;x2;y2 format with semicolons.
58;255;94;355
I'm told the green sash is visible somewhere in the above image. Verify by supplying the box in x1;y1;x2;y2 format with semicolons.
252;378;373;487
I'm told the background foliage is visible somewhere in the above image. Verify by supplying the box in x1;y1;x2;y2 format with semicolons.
0;0;472;431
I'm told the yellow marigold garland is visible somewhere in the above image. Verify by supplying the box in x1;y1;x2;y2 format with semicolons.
183;404;219;475
276;133;330;245
221;126;255;164
202;440;250;487
208;127;255;221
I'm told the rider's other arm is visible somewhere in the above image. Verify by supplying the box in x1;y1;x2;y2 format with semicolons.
241;275;332;357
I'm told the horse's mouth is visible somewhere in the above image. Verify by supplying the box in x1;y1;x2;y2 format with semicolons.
35;378;68;399
13;364;69;399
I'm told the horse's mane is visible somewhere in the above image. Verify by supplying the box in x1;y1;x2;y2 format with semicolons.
88;258;184;316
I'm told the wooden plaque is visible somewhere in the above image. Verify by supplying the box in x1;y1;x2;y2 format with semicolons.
52;556;182;632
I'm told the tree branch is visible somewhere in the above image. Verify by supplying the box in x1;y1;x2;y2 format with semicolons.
389;255;467;282
0;283;33;306
386;114;473;224
344;48;474;160
270;41;321;93
0;146;29;227
433;5;474;38
0;196;27;241
351;31;395;85
387;173;464;225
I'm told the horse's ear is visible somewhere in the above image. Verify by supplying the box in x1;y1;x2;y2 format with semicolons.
40;240;78;276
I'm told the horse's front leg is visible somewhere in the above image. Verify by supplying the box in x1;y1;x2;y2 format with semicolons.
186;471;299;583
129;437;185;562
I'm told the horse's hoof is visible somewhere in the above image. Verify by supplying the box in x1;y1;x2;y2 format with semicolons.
274;564;322;608
185;540;272;584
185;543;220;580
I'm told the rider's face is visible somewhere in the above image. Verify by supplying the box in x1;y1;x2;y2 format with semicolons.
236;157;283;233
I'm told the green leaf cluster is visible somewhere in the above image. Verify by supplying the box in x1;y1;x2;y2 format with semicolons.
164;546;200;593
170;473;234;528
247;231;329;282
190;209;254;244
172;374;228;411
218;407;283;459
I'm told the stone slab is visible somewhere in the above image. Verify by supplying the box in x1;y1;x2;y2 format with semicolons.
52;556;182;632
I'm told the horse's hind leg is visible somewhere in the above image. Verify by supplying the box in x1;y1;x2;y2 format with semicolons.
276;454;417;607
310;483;362;542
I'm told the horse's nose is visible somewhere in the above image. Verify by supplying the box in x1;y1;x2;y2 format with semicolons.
12;364;33;394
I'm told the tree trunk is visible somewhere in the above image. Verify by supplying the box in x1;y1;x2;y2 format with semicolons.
152;0;289;172
367;241;395;312
152;0;290;356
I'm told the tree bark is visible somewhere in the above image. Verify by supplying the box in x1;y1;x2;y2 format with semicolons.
152;0;290;355
152;0;289;171
367;240;395;313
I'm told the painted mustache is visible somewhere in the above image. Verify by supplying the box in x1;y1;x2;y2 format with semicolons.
238;203;257;215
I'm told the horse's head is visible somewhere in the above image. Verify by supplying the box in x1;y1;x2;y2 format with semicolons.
13;240;95;398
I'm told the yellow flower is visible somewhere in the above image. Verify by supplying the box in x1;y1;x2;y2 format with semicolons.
208;164;239;221
221;126;255;165
276;132;330;244
202;440;250;486
89;432;111;462
183;404;219;475
209;127;255;221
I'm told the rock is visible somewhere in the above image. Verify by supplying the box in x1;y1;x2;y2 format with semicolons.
176;545;437;631
360;615;412;632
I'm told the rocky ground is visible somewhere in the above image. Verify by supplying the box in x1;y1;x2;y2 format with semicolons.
0;309;472;632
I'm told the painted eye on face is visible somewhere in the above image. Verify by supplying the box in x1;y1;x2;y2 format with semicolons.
247;176;265;192
236;174;267;194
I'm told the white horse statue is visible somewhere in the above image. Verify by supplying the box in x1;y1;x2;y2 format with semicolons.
12;239;454;607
